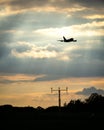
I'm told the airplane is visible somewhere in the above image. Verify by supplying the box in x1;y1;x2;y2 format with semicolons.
58;36;77;42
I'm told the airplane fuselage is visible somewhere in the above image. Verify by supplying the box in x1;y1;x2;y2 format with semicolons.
58;36;77;42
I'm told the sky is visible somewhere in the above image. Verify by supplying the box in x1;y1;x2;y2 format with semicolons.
0;0;104;108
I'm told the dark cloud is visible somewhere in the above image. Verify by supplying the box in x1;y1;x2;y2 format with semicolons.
1;0;104;15
0;43;11;58
76;86;104;96
69;45;104;61
0;56;104;82
0;15;18;31
15;44;31;53
61;0;104;10
0;78;34;84
0;40;104;82
34;74;64;82
0;0;45;9
4;0;103;10
0;32;14;44
0;12;67;31
0;0;103;44
9;0;49;10
0;0;104;82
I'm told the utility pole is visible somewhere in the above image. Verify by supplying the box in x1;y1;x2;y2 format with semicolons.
51;87;68;108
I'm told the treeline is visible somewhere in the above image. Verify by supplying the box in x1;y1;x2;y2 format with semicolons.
0;93;104;120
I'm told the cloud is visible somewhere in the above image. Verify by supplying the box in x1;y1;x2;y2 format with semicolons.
12;47;58;59
1;0;104;18
76;86;104;96
1;0;104;11
0;3;104;44
0;39;104;82
33;21;104;39
0;43;11;58
0;0;104;82
85;14;104;20
0;74;45;84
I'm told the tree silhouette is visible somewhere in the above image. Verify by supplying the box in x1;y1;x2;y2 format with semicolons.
0;93;104;120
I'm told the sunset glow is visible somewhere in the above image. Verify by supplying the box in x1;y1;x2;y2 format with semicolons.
0;0;104;108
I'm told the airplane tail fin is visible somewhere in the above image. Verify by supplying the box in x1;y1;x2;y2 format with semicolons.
63;36;66;41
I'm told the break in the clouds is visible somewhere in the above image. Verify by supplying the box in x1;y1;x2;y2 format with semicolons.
0;0;104;82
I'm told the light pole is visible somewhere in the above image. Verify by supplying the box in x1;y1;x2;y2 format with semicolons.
51;87;68;108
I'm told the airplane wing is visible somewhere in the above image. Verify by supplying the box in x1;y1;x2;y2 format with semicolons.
57;40;64;42
73;40;77;42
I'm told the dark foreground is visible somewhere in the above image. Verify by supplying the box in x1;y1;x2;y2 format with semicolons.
0;110;104;129
2;119;104;129
0;93;104;129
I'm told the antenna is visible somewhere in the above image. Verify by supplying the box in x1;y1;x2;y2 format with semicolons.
51;87;68;109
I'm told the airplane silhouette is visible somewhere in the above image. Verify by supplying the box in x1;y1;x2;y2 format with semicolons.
58;36;77;42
